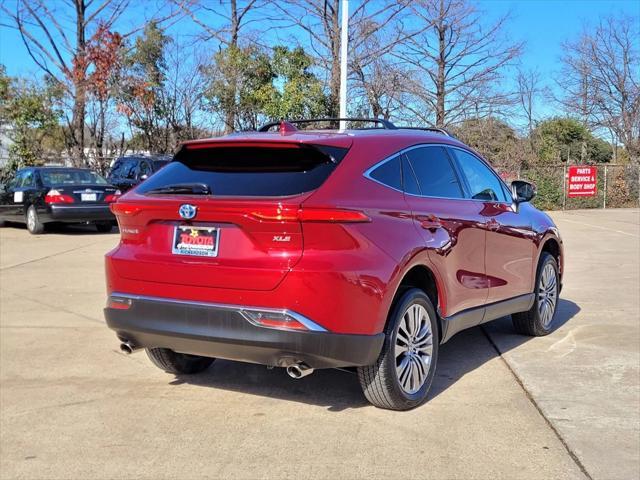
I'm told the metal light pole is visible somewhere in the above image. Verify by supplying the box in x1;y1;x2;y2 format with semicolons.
339;0;349;130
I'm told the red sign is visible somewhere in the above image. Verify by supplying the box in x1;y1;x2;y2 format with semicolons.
568;166;597;197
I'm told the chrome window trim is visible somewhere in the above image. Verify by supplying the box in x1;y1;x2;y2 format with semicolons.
109;292;328;332
363;143;514;205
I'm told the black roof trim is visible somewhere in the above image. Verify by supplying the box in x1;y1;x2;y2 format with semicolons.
257;118;398;132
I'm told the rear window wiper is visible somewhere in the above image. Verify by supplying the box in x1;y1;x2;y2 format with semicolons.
145;183;211;195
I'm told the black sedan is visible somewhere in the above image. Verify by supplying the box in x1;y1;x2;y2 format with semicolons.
0;167;120;234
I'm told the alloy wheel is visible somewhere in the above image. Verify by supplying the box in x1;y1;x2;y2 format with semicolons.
538;262;558;327
27;208;36;232
395;303;434;394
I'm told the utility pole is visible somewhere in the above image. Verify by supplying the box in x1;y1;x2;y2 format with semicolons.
339;0;349;130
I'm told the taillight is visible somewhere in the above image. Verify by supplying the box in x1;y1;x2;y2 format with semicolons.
45;189;75;204
110;202;144;243
104;190;122;203
250;207;370;223
298;208;370;223
110;202;142;216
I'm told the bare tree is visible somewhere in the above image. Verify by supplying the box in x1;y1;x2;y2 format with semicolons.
516;68;541;136
1;0;181;164
173;0;268;132
351;53;405;120
559;14;640;164
271;0;410;117
162;41;210;141
396;0;522;128
348;5;419;120
174;0;266;48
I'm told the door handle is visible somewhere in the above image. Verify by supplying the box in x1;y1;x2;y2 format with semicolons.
420;215;442;232
486;218;500;231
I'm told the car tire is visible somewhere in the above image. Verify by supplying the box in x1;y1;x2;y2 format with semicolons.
512;252;559;336
26;205;45;234
146;347;214;374
357;288;439;410
95;222;113;233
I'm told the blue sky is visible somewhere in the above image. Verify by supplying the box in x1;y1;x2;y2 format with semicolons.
0;0;637;122
488;0;638;76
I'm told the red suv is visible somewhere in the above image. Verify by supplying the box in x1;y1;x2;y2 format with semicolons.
105;119;563;410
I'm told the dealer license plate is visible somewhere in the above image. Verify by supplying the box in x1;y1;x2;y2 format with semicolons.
172;226;219;257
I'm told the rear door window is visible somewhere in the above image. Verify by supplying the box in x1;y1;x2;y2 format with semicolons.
109;160;124;178
138;161;152;179
137;144;348;197
123;159;138;180
405;146;464;198
19;171;34;188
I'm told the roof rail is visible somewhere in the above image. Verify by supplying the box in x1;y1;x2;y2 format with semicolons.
257;118;398;132
398;127;453;137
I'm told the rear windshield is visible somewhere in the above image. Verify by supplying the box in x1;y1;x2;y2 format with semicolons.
41;169;109;186
136;145;347;197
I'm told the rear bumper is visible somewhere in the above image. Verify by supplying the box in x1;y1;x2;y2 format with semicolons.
43;204;115;223
104;294;384;369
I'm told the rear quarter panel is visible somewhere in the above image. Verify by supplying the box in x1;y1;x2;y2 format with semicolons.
299;136;441;334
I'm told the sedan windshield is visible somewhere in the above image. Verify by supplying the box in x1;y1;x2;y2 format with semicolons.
41;169;109;186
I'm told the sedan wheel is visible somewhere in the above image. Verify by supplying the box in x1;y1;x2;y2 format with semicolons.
26;205;45;234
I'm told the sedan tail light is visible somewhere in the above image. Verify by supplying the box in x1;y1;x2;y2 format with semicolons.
45;189;75;204
104;190;122;203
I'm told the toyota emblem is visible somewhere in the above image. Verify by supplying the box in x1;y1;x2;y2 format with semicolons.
179;204;197;220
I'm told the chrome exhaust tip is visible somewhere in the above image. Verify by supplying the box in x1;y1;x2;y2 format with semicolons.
286;363;314;379
119;342;139;355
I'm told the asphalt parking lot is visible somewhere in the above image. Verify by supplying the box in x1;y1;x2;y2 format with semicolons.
1;209;638;480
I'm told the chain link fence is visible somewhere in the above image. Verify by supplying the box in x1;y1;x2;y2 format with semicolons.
498;163;640;211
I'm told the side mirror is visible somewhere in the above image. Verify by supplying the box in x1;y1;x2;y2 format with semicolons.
511;180;536;203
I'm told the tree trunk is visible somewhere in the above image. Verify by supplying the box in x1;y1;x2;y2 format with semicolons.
435;2;446;128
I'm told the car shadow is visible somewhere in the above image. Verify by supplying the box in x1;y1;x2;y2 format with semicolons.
168;298;580;411
430;298;580;400
1;222;118;235
46;223;119;235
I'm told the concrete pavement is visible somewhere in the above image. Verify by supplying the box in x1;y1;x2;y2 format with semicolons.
486;208;640;480
0;210;638;479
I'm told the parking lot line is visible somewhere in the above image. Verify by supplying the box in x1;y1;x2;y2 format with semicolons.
555;217;638;238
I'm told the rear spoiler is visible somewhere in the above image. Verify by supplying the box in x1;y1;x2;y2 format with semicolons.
174;141;351;167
